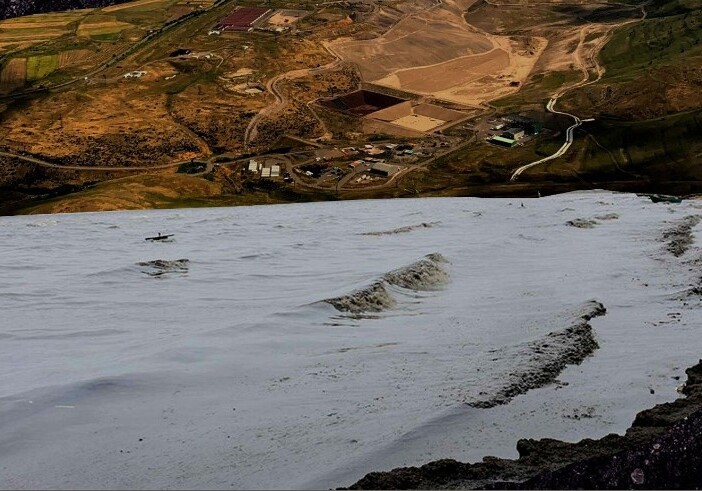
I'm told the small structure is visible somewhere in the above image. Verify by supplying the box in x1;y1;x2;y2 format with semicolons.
526;122;543;135
123;71;147;79
170;48;192;57
503;128;525;140
489;136;517;148
369;163;401;177
271;165;281;177
248;159;260;172
261;168;271;177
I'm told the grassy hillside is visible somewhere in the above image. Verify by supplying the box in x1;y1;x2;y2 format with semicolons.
18;173;291;214
600;1;702;81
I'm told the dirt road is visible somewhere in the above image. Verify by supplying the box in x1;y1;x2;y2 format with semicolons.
243;45;344;146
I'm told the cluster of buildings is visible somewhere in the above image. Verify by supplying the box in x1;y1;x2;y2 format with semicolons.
352;163;401;184
488;115;543;148
247;159;281;178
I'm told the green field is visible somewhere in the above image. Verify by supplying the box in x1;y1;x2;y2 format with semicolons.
26;54;59;80
600;1;702;80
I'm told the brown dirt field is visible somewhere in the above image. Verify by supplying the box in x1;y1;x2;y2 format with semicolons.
0;58;27;87
368;101;467;131
267;10;309;26
466;2;565;34
423;37;546;105
0;21;73;29
139;61;179;81
1;87;207;166
0;30;64;42
391;113;445;131
368;100;413;122
361;118;425;138
102;0;171;12
77;20;132;36
413;103;466;121
166;5;193;22
22;173;225;214
377;49;510;93
331;9;494;81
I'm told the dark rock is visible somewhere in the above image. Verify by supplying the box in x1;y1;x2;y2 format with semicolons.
345;360;702;490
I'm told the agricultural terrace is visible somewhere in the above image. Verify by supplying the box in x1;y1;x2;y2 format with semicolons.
0;0;213;91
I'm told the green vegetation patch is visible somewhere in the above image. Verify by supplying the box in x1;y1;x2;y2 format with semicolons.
600;6;702;79
26;54;59;80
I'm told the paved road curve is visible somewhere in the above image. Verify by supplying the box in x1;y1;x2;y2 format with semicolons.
509;98;582;181
510;3;647;181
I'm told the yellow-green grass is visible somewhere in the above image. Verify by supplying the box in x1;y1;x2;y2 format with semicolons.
103;0;180;13
0;11;86;28
0;12;85;51
0;30;65;42
77;19;133;38
26;54;59;80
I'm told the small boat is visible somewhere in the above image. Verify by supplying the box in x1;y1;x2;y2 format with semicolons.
145;233;174;241
648;194;683;204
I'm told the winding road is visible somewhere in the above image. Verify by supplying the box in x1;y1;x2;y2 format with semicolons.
510;3;648;181
0;151;210;172
243;44;344;147
509;98;583;181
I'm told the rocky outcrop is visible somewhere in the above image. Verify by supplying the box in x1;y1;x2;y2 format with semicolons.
347;361;702;489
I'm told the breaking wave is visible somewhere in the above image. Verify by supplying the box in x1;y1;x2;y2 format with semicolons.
383;253;449;291
566;218;598;229
322;253;449;314
594;213;619;221
137;259;190;277
324;282;397;314
361;222;441;236
662;215;701;257
469;300;607;408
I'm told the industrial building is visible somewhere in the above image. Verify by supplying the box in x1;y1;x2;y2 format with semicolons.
502;128;525;140
489;136;517;148
369;163;401;177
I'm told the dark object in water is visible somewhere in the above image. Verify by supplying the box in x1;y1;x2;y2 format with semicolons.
649;194;683;204
145;233;174;241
